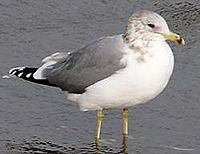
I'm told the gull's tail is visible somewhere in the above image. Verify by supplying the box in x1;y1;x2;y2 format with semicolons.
8;66;54;86
6;52;68;88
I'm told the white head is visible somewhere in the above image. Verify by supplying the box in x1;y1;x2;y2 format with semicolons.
123;10;185;48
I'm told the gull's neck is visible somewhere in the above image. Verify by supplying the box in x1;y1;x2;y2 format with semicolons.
123;32;157;57
123;27;166;54
123;27;154;49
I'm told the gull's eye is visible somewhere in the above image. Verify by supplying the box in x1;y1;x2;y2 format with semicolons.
147;23;155;28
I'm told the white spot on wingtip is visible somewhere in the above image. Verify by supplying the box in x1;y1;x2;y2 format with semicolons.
18;72;23;77
9;68;15;74
26;73;32;78
9;67;25;74
11;70;17;75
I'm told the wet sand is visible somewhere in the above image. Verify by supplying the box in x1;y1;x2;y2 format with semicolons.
1;0;200;153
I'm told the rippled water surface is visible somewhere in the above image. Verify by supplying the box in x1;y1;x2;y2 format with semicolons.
1;0;200;153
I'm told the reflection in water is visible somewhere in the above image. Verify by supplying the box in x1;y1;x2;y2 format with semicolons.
95;134;128;154
6;135;195;153
119;135;128;154
6;135;129;153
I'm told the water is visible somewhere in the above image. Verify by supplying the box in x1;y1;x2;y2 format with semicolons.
0;0;200;153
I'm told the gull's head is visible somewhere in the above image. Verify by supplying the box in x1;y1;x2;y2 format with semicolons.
124;10;185;46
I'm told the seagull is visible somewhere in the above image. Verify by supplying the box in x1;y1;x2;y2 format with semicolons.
8;10;184;141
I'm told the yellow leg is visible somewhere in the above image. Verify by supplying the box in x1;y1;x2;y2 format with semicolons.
96;109;103;141
123;108;128;136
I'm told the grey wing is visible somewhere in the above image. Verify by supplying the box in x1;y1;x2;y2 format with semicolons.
44;35;126;93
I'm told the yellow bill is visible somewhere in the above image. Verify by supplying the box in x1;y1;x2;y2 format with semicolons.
160;32;185;45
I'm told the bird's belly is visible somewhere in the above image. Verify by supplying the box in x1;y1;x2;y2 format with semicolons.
78;68;172;110
78;49;174;111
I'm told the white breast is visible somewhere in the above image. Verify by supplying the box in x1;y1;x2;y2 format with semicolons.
76;41;174;111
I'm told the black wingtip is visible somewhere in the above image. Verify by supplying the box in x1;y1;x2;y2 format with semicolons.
9;67;36;77
9;67;56;87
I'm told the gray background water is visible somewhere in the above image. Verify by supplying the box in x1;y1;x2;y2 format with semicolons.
0;0;200;153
